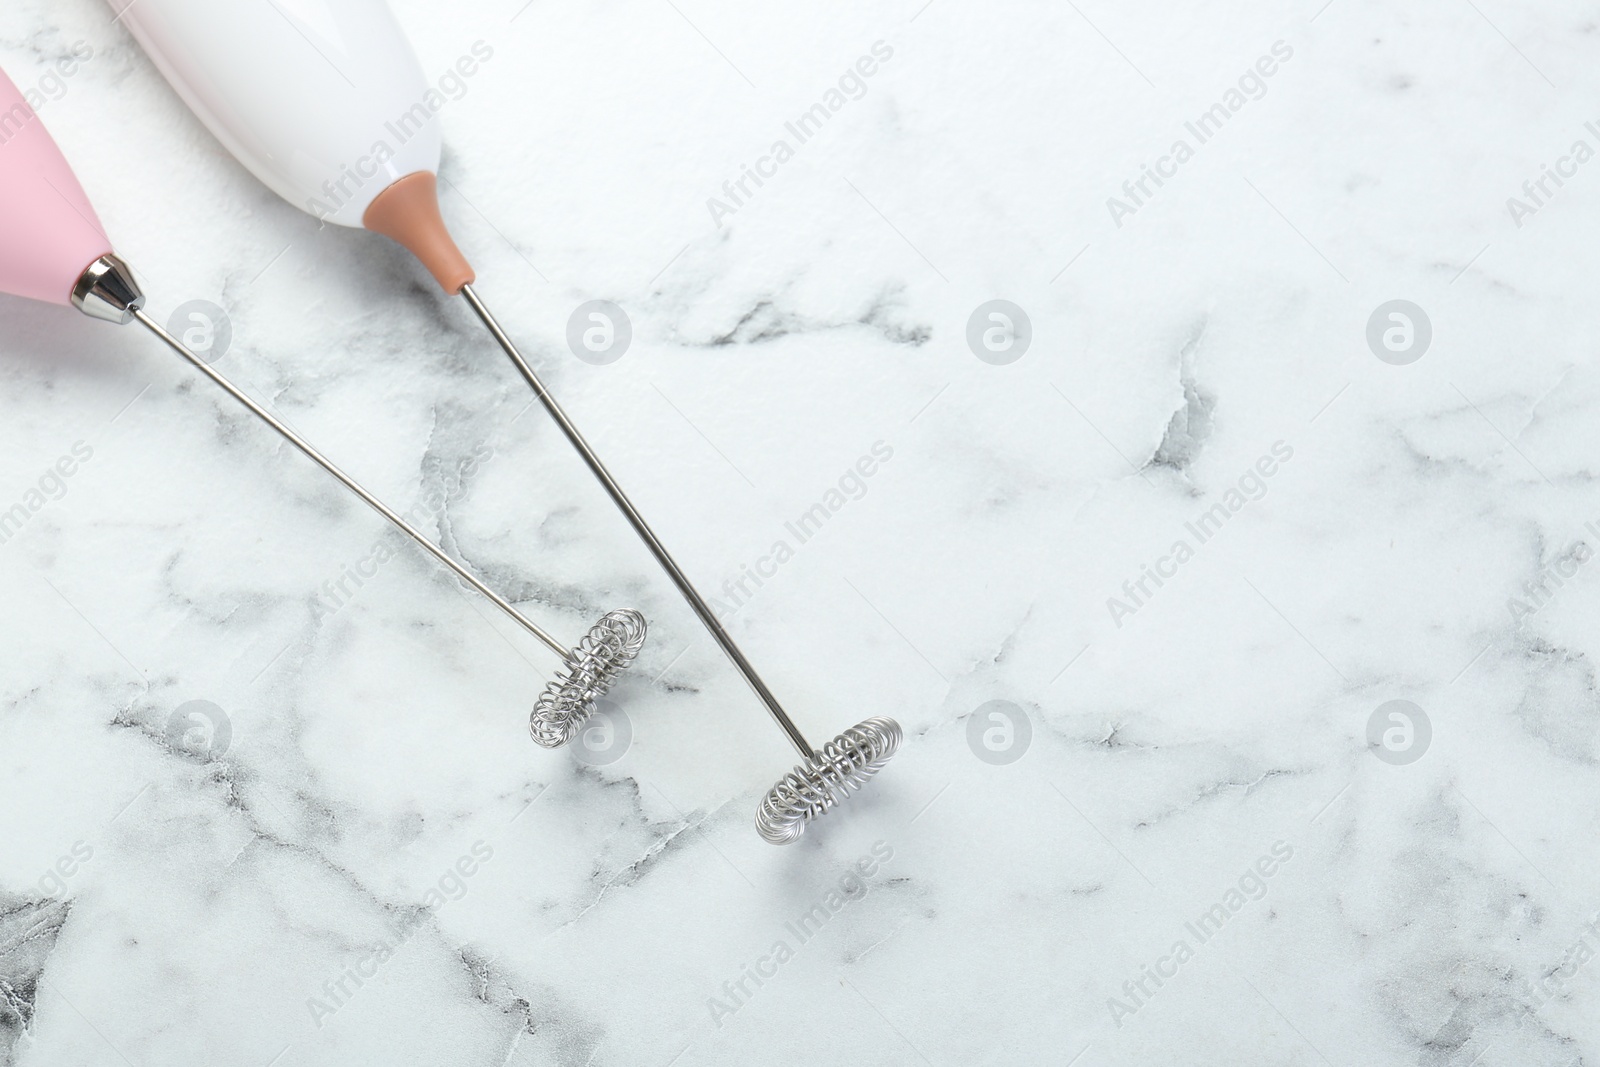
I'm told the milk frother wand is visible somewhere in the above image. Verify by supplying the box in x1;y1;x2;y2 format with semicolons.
0;67;644;745
464;290;903;842
105;0;903;842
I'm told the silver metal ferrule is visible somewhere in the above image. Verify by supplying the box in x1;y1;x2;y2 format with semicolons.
71;254;145;325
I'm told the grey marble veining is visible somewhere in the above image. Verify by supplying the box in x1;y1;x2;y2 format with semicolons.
3;0;1600;1064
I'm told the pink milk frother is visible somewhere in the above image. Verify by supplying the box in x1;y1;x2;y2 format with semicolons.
0;66;646;746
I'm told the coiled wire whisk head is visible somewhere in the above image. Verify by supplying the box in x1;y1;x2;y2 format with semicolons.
755;716;902;844
530;609;647;748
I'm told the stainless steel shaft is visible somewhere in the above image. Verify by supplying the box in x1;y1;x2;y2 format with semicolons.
133;309;570;659
460;284;816;760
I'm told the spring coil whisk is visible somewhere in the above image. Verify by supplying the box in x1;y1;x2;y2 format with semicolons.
755;716;902;844
530;609;648;748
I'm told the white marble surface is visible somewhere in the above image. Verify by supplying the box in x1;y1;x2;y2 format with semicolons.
3;0;1600;1063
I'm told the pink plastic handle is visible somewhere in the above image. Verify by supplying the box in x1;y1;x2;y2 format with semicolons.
0;67;112;307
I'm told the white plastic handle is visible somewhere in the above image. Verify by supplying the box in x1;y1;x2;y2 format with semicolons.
111;0;439;228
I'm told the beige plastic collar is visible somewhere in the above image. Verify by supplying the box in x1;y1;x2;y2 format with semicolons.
363;172;475;294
